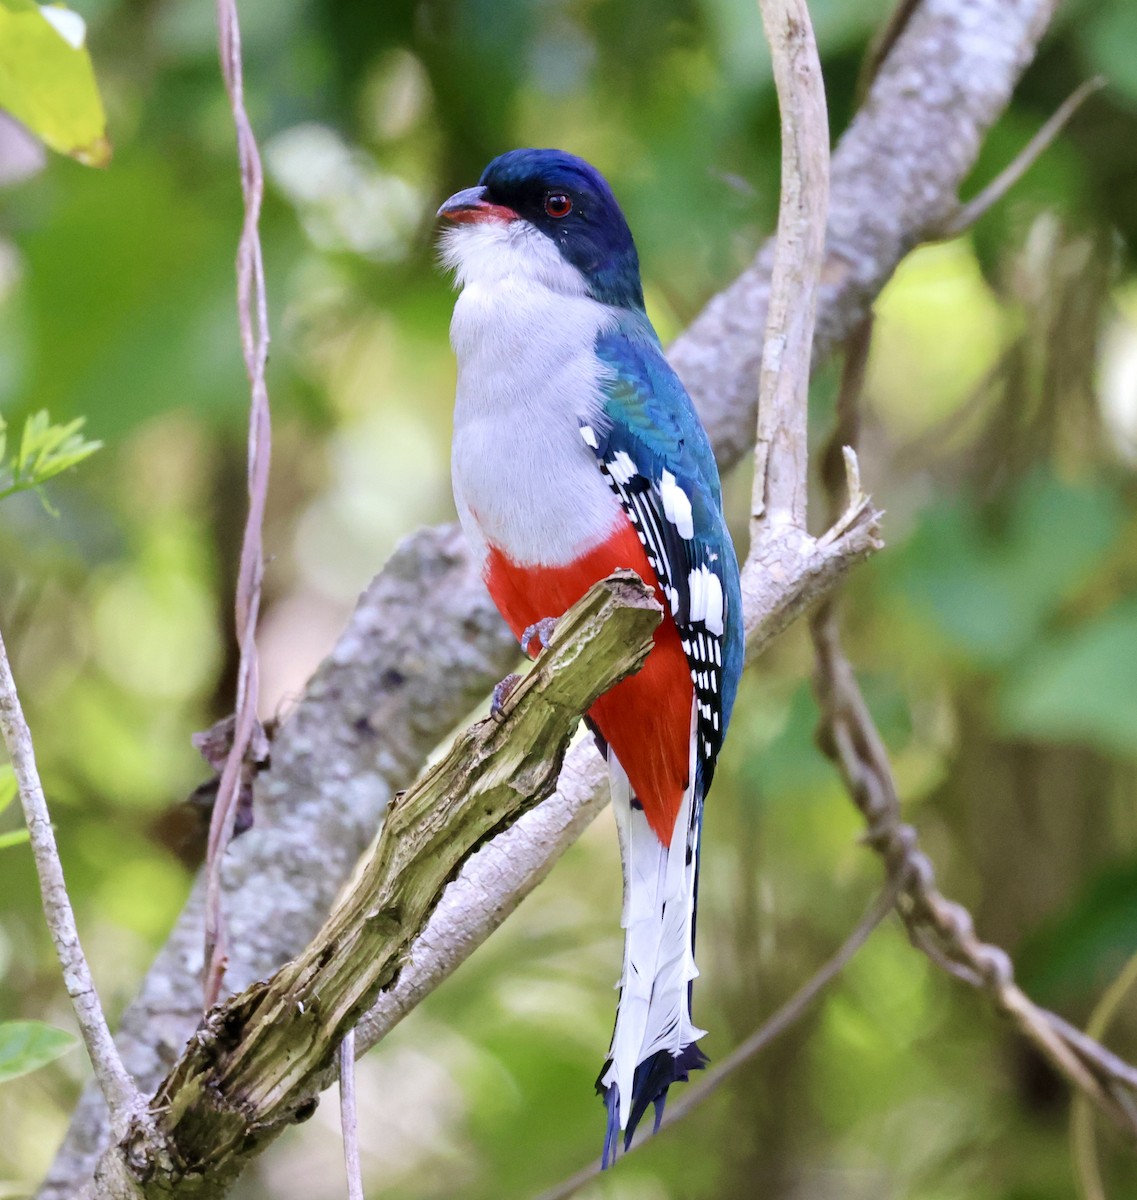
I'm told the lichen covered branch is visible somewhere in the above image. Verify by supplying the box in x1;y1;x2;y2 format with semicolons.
88;574;661;1198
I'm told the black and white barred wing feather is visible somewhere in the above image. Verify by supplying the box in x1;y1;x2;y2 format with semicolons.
582;326;744;1157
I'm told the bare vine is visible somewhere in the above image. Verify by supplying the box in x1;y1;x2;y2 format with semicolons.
203;0;274;1011
810;322;1137;1139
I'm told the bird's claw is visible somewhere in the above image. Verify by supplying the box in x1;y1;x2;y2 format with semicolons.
490;673;522;720
520;616;558;658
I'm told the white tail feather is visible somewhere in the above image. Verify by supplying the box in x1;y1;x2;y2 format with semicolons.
601;702;704;1130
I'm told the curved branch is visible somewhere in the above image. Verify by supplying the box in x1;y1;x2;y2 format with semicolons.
751;0;829;535
810;325;1137;1142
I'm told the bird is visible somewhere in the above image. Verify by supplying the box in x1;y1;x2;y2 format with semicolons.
437;148;743;1164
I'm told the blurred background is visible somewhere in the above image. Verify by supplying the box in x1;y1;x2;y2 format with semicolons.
1;0;1137;1196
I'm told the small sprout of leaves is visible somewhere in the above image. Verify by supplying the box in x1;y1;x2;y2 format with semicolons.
0;410;101;511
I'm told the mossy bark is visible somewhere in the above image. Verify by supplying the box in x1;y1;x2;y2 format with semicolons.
92;572;660;1199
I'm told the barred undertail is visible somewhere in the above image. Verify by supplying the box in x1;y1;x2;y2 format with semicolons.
597;702;706;1166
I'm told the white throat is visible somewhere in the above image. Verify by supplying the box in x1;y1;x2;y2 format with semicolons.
444;219;624;569
439;219;588;297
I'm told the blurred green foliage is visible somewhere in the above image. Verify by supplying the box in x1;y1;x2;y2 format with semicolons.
0;765;28;849
0;0;1136;1197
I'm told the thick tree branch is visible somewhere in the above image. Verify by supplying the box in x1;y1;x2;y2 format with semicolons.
42;1;1060;1192
40;526;518;1198
87;574;662;1198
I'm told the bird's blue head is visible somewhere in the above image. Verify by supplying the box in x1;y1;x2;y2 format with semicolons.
437;149;645;311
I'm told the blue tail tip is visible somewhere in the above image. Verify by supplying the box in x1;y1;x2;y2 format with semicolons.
596;1044;709;1167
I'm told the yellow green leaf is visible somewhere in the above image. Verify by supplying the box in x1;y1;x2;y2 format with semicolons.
0;2;110;166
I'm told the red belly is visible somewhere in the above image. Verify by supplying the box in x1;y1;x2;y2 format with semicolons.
484;519;693;845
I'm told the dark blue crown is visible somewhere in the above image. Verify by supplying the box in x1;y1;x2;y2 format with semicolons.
479;149;645;311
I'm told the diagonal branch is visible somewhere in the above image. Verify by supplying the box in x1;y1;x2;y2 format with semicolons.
935;76;1106;240
534;879;902;1200
812;599;1137;1135
88;574;662;1198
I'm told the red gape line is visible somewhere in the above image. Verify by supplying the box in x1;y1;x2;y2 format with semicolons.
484;517;694;845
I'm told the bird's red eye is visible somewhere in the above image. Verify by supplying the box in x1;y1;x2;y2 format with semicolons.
544;192;573;218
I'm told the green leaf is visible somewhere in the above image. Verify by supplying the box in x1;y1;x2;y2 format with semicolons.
0;828;28;849
0;1020;77;1083
0;2;110;166
1018;862;1137;1008
998;599;1137;757
894;472;1124;667
1080;0;1137;105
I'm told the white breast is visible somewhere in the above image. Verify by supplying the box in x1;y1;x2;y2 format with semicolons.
445;221;624;569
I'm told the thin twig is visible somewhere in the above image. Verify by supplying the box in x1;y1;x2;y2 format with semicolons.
750;0;829;537
0;628;142;1137
534;881;901;1200
935;77;1105;240
204;0;273;1010
663;879;901;1122
810;325;1137;1142
339;1029;364;1200
853;0;922;105
1071;951;1137;1200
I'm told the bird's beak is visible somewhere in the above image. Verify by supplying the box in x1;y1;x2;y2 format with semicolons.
436;186;517;225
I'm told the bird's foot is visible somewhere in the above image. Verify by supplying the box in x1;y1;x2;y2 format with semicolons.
519;616;558;658
490;673;522;721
